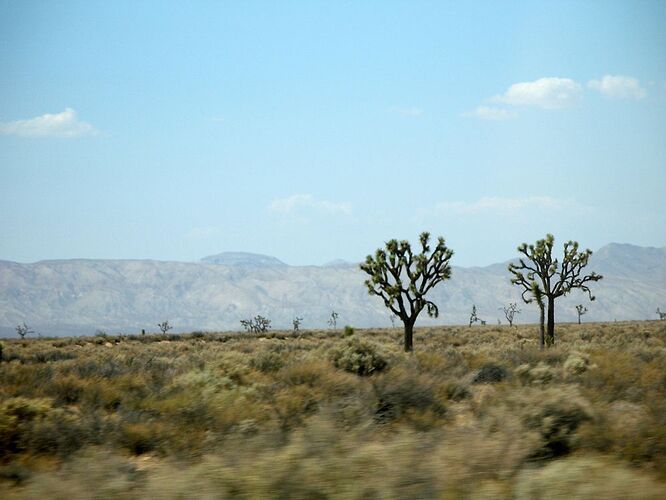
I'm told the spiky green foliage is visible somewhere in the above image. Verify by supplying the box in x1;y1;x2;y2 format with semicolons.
360;232;453;352
508;234;602;348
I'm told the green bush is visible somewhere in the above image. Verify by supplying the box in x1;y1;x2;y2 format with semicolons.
373;371;445;423
343;325;355;337
522;390;593;459
250;351;285;373
331;337;388;376
472;363;508;384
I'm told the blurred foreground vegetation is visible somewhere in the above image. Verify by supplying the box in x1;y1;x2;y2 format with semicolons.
1;321;665;498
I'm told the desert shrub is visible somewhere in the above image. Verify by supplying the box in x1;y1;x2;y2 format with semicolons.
250;350;285;373
15;448;145;499
80;379;123;410
343;325;355;337
31;349;77;363
578;400;666;474
118;422;164;455
50;375;87;405
272;385;320;430
515;362;556;385
472;363;508;384
514;456;664;499
0;397;53;456
563;353;590;377
521;389;593;459
373;370;446;424
24;407;89;456
444;381;472;401
331;337;388;376
0;461;32;485
0;397;90;458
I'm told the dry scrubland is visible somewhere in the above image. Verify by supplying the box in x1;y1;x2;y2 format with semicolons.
1;321;665;499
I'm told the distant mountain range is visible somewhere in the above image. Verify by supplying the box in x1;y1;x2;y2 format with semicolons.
1;244;665;337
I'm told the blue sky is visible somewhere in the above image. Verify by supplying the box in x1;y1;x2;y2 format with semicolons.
1;1;665;267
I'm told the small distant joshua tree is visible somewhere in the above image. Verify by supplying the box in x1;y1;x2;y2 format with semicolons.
328;311;339;330
16;322;34;340
500;302;521;327
240;315;271;333
157;321;172;335
575;304;588;324
389;314;396;328
293;316;303;332
469;305;485;326
657;308;666;321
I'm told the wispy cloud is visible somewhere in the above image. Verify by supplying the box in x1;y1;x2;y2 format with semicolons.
389;106;424;117
431;196;584;215
588;75;646;99
268;194;352;216
492;77;583;109
462;106;517;121
0;108;97;138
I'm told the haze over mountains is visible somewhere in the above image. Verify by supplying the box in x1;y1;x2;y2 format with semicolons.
1;243;664;337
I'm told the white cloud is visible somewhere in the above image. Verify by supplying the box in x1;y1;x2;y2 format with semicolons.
0;108;97;138
432;196;580;215
588;75;646;99
492;77;583;109
389;106;424;117
462;106;517;121
268;194;352;216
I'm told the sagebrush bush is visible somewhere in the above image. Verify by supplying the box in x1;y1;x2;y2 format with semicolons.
472;362;508;384
249;350;285;373
521;388;594;459
373;369;446;424
514;456;664;499
331;337;388;376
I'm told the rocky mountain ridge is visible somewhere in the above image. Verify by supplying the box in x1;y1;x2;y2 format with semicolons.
1;244;664;337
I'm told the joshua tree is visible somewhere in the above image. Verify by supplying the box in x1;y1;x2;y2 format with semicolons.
327;311;339;330
361;232;453;352
389;314;396;328
500;302;521;327
575;304;588;324
293;317;303;332
157;321;172;335
656;308;666;320
508;234;602;348
469;305;481;326
16;322;34;340
241;315;271;333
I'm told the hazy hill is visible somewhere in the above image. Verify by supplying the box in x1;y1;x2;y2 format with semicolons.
201;252;287;268
0;243;664;336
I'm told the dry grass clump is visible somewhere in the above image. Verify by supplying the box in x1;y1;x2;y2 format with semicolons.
0;320;664;498
514;455;664;499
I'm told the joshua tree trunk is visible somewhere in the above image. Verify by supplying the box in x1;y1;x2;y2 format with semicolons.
546;295;555;347
538;303;545;349
403;319;415;352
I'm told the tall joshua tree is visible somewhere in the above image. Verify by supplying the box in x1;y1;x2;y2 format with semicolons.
508;234;602;348
361;232;453;352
